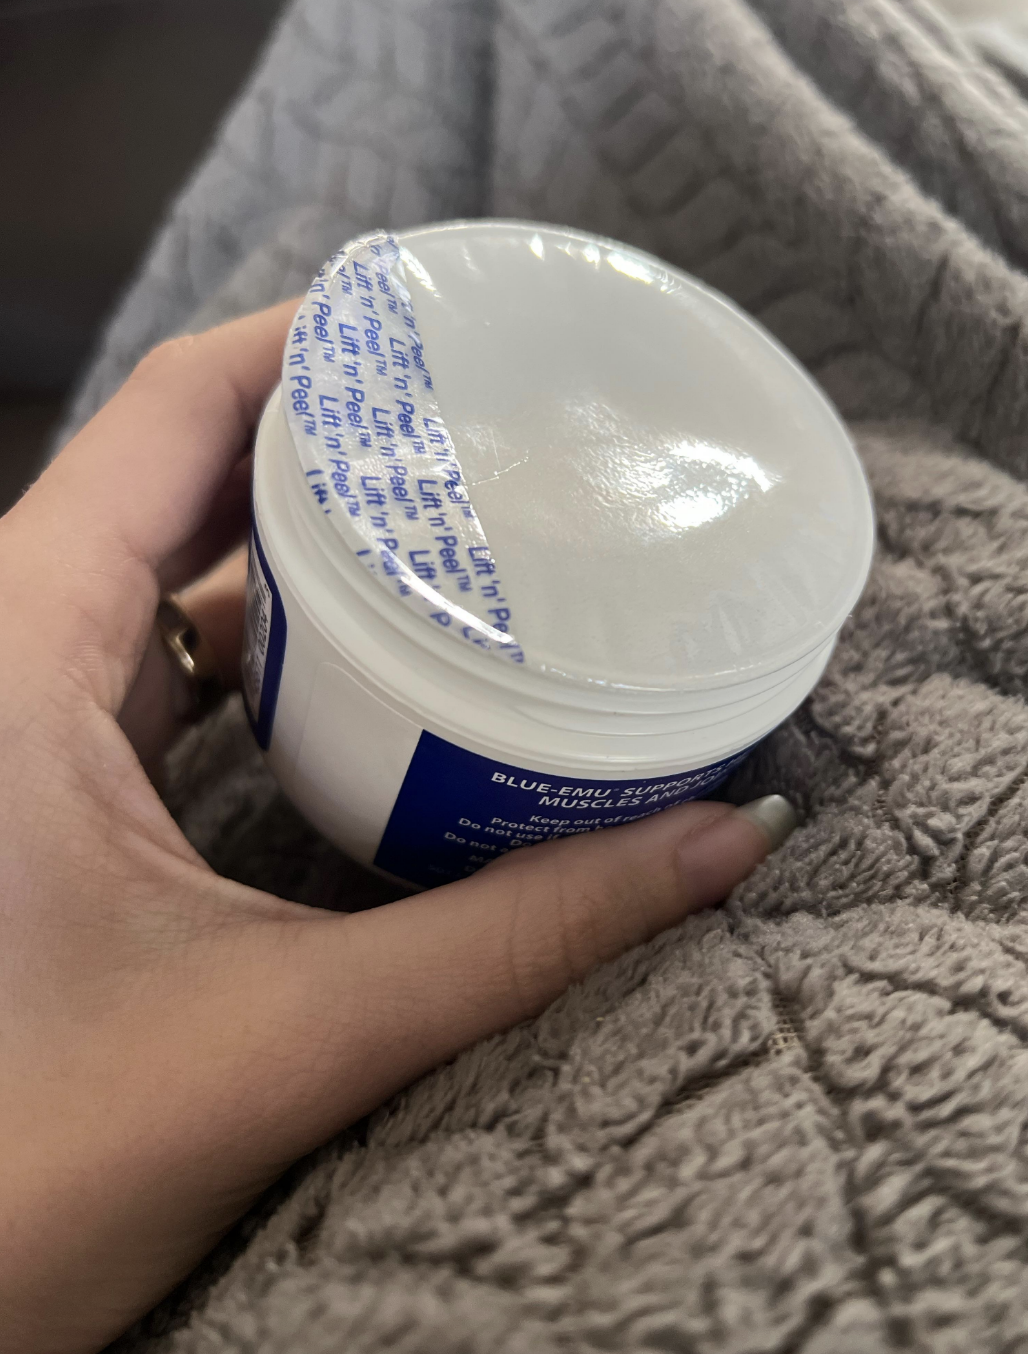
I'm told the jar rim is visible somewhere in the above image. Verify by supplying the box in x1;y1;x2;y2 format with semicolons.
269;389;844;724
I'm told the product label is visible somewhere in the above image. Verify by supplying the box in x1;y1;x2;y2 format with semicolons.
374;732;756;888
242;523;287;749
285;232;524;665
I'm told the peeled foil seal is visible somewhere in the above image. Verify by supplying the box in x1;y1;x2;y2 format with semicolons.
284;232;524;664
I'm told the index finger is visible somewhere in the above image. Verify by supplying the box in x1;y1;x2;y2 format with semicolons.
0;301;296;707
39;300;295;569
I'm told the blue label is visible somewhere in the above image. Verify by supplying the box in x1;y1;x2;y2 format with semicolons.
374;732;756;888
242;521;287;750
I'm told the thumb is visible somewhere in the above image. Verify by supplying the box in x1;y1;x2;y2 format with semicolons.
281;795;797;1146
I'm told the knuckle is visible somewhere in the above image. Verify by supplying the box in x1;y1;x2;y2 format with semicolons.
511;839;637;994
131;334;200;385
482;820;689;1018
549;828;677;959
501;874;560;1014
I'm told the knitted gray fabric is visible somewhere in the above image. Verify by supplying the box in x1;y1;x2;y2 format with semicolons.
70;2;1028;1350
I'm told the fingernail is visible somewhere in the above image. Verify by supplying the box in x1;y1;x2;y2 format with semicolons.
736;795;798;851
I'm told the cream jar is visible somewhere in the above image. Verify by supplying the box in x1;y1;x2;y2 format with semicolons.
243;220;873;890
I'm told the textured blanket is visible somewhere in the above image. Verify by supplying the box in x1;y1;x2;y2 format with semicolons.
72;2;1028;1350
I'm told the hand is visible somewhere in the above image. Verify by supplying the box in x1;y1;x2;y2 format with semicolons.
0;303;792;1354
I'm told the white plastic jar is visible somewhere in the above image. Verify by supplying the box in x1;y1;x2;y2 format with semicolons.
243;220;874;890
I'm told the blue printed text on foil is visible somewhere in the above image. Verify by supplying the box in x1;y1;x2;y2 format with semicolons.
284;232;524;662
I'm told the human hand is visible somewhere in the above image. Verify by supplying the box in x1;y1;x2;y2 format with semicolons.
0;303;794;1354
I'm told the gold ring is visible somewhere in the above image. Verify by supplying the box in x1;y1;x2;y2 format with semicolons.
155;596;225;723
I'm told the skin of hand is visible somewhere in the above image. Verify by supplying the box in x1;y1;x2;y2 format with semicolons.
0;301;787;1354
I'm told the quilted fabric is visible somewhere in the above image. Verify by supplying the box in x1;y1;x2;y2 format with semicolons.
68;2;1028;1350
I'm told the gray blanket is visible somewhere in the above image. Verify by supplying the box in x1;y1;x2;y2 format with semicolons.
76;2;1028;1350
